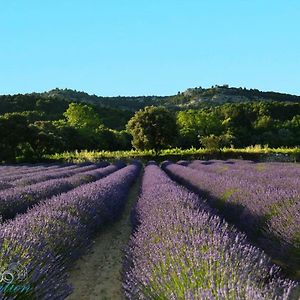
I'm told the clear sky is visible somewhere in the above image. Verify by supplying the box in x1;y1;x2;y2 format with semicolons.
0;0;299;96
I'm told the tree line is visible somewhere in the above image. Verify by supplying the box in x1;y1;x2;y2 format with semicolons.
0;96;299;162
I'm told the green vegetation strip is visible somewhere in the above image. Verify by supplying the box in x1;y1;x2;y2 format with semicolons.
46;146;300;163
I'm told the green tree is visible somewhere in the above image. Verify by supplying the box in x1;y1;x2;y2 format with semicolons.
200;133;234;150
0;113;34;162
126;106;177;152
28;121;75;157
219;104;255;147
64;103;102;129
254;115;274;130
177;110;224;148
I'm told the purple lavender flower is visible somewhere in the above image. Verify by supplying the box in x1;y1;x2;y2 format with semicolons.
123;163;297;299
0;162;140;299
162;160;300;277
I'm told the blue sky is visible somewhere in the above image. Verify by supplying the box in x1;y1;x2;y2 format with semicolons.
0;0;299;96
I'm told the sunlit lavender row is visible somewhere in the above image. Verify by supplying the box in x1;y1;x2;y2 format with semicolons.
0;163;68;177
188;160;300;192
5;162;110;188
162;161;300;277
123;163;296;299
0;163;76;181
0;163;74;191
0;163;124;222
0;163;140;299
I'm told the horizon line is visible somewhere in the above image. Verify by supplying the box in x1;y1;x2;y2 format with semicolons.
1;84;300;98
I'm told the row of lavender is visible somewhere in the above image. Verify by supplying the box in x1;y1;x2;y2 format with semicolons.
0;163;69;175
0;163;78;191
0;162;111;191
186;160;300;191
123;163;297;299
184;160;300;265
0;163;79;181
2;164;70;180
163;161;300;278
0;162;125;222
0;162;141;299
0;163;71;191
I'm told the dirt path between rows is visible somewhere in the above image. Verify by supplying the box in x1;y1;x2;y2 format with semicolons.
66;174;142;300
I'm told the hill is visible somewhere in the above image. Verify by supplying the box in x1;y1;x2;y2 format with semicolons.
168;85;300;108
30;85;300;111
34;88;168;111
1;85;300;163
0;85;299;131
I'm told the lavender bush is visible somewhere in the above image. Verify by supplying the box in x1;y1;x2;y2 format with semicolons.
0;163;123;222
162;161;300;277
123;164;296;299
0;162;91;183
0;181;12;192
10;163;109;187
0;162;140;299
0;163;75;181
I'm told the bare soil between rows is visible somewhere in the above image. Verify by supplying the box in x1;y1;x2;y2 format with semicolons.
66;174;141;300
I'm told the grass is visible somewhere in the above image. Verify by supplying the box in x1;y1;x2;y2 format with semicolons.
45;145;300;163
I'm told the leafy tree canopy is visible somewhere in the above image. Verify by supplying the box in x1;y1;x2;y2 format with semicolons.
126;106;178;152
63;103;103;130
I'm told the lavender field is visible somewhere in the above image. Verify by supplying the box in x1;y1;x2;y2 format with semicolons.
0;160;299;299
